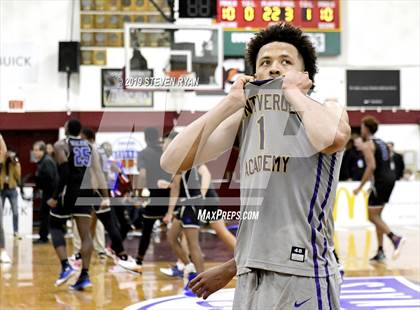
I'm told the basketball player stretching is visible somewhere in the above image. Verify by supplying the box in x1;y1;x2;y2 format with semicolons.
161;23;350;309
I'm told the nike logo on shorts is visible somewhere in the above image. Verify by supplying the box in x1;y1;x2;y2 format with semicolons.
294;297;311;308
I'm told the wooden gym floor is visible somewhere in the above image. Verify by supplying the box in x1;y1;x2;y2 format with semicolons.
0;225;419;310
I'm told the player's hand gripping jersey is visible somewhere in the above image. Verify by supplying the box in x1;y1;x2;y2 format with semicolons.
235;78;343;278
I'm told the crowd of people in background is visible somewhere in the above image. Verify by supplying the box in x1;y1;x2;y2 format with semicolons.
0;116;415;288
340;137;407;182
0;121;236;292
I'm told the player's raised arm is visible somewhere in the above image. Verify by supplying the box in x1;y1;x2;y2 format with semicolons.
197;164;211;198
89;145;109;199
353;138;376;195
54;140;69;165
282;70;351;154
161;76;254;175
52;140;69;200
162;174;181;224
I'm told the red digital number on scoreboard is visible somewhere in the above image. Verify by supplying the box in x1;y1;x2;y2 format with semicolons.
217;0;340;31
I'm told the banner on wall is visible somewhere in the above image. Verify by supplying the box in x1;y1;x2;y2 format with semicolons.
95;132;146;175
0;43;39;83
101;69;153;107
346;70;400;107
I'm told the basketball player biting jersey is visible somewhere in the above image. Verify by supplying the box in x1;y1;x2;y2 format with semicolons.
161;23;350;309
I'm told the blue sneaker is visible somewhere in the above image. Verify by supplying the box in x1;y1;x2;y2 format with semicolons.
69;275;92;291
55;265;76;287
160;265;183;278
183;272;197;297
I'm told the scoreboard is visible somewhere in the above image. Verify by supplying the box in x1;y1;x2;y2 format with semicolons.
216;0;340;31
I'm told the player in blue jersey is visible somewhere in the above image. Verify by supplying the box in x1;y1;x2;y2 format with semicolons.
49;119;110;290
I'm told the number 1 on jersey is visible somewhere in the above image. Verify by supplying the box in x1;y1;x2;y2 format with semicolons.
257;116;265;150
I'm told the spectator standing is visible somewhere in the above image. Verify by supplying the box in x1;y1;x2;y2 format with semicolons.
33;141;58;243
0;147;22;238
387;142;405;180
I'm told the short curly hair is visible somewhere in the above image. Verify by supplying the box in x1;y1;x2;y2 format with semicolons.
246;22;318;84
67;119;82;136
362;116;379;134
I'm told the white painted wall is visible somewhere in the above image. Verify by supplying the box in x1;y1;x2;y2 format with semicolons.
0;0;80;112
376;124;420;169
1;0;419;112
346;0;420;67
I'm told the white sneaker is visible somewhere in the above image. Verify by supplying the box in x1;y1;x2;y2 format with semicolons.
160;264;184;277
183;262;196;281
68;253;82;269
118;257;142;274
0;250;11;264
176;261;185;271
392;236;406;260
105;247;116;259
